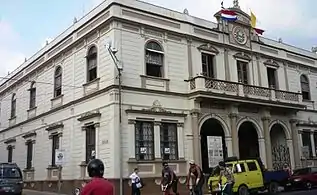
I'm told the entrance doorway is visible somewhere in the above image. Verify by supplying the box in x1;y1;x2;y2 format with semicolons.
270;123;290;170
200;118;227;173
238;121;260;159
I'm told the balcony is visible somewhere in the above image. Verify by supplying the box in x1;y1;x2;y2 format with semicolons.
188;76;305;108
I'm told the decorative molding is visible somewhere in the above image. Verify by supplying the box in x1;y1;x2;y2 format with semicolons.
233;52;251;61
4;138;16;144
45;122;64;132
77;110;101;121
128;119;136;124
126;100;187;117
25;139;36;145
22;132;37;139
263;59;279;68
7;145;15;150
48;132;63;139
81;122;100;131
197;43;219;54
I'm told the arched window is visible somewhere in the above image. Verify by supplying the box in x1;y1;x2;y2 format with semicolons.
29;82;36;109
11;94;16;118
87;46;98;82
300;74;310;100
54;66;62;97
145;41;164;77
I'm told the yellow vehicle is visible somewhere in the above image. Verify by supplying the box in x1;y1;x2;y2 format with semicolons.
207;157;289;195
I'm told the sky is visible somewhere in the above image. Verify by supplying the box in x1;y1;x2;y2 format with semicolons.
0;0;317;77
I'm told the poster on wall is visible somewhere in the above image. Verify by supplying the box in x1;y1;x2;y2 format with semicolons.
207;136;223;168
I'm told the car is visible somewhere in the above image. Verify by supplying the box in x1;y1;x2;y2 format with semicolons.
0;163;23;195
285;167;317;191
207;157;289;195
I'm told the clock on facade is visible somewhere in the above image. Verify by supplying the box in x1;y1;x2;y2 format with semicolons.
233;26;247;45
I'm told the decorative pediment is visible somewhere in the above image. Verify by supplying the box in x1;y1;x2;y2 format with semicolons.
125;100;186;117
4;138;16;144
233;52;251;61
22;131;37;139
78;110;101;121
197;43;219;54
264;59;279;68
46;122;64;131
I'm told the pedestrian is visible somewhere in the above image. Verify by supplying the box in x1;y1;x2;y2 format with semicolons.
130;168;142;195
81;159;114;195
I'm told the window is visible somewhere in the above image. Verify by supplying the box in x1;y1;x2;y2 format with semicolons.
145;41;164;77
237;61;248;84
85;125;96;163
135;121;154;160
7;146;13;163
86;46;98;82
302;131;313;157
246;162;258;171
300;75;310;100
293;168;309;176
160;123;178;160
267;67;277;89
54;66;62;97
26;141;33;169
234;163;246;173
29;82;36;109
10;94;16;118
51;134;60;166
201;53;215;78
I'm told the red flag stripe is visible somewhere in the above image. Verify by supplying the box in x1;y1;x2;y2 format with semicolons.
221;9;237;16
254;28;265;35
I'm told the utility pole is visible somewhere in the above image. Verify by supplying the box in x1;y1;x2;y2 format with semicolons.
105;40;123;195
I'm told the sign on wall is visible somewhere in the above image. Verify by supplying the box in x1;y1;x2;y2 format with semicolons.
207;136;223;168
55;149;65;166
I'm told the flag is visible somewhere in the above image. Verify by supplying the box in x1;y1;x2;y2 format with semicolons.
250;11;256;28
220;9;237;21
253;28;264;35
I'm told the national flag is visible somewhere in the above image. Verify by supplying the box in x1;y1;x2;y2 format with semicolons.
250;11;256;28
220;9;237;21
253;28;265;35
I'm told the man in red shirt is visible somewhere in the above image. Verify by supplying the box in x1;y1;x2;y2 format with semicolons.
81;159;114;195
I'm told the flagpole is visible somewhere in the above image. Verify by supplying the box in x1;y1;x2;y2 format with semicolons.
249;28;256;85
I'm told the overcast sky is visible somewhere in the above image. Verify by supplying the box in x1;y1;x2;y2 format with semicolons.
0;0;316;77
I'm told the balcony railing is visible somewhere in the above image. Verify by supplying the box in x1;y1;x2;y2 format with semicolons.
189;76;302;104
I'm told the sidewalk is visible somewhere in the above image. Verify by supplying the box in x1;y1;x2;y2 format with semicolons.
23;189;68;195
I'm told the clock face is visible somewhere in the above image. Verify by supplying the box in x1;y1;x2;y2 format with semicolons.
233;26;247;45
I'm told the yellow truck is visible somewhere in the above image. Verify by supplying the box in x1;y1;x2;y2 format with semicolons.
207;157;289;195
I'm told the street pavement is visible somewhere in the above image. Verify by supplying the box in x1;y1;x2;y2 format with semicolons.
23;189;317;195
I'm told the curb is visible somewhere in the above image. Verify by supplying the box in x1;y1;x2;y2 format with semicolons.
23;189;68;195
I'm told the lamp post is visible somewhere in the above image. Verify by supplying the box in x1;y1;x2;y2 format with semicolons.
105;40;123;195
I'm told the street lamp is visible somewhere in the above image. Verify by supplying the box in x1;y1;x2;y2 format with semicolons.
105;39;123;195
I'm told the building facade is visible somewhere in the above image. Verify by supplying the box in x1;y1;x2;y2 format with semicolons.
1;0;317;194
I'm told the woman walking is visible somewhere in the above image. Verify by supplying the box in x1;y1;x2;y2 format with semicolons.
130;168;142;195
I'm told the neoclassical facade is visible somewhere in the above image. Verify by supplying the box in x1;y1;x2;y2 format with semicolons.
0;0;317;194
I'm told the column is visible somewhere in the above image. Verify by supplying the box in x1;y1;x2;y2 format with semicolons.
258;138;267;167
229;113;239;157
290;119;301;168
262;116;273;170
128;119;136;159
310;131;316;157
177;123;185;159
225;137;233;157
287;139;296;170
191;110;201;165
94;122;100;159
154;122;161;159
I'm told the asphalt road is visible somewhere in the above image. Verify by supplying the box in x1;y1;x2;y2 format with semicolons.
23;189;317;195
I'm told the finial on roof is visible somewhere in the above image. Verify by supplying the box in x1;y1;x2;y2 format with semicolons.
312;47;317;53
233;0;240;8
73;17;78;24
24;57;27;62
183;8;189;15
278;38;283;43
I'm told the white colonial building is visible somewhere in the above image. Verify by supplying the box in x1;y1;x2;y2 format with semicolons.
1;0;317;194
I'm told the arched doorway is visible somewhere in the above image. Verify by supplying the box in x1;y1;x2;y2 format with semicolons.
200;118;227;173
238;121;260;159
270;123;290;170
